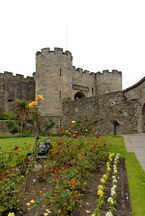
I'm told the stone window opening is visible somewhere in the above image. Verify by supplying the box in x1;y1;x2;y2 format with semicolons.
92;88;94;95
74;92;85;100
59;90;61;99
60;68;62;76
8;99;13;102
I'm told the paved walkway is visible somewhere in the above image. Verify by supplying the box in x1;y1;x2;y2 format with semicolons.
123;134;145;170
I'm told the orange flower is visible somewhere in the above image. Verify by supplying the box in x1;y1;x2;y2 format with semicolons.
28;101;38;108
36;95;44;100
69;178;77;187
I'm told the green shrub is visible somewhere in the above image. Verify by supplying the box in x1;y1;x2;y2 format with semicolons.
23;130;32;137
6;120;19;134
0;112;17;120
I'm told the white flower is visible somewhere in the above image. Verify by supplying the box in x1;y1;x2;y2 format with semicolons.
71;120;76;124
112;175;116;180
112;178;117;184
106;211;114;216
106;162;110;167
107;197;114;204
112;184;117;190
111;189;116;196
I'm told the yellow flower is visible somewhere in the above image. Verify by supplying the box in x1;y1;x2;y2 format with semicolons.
98;185;104;190
100;178;106;184
30;199;35;204
46;209;52;214
37;95;44;100
26;202;31;206
97;189;104;197
103;174;108;180
8;213;15;216
109;153;115;161
107;167;111;172
85;209;91;213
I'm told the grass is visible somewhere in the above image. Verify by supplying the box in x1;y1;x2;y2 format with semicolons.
104;135;145;216
0;135;145;215
0;137;35;153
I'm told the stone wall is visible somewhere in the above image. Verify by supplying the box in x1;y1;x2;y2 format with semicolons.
96;70;122;95
96;92;138;135
0;72;35;113
123;77;145;133
36;47;122;122
63;91;139;135
72;67;96;98
63;97;97;127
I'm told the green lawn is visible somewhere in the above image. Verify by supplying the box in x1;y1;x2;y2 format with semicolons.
0;137;35;153
104;135;145;216
0;135;145;215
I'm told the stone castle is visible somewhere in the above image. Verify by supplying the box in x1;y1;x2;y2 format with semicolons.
0;47;145;135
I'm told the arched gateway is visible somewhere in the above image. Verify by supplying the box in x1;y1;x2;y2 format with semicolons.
74;92;85;100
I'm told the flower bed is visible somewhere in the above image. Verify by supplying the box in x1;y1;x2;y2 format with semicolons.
0;137;131;216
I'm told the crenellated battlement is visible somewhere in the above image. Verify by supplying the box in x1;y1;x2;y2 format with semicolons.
96;69;122;76
0;71;34;81
73;67;96;79
36;47;73;61
72;66;121;79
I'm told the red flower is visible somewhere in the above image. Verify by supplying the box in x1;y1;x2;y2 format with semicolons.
96;136;100;139
63;163;68;168
14;146;19;150
57;141;64;145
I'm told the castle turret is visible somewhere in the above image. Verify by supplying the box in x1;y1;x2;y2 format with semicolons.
36;47;73;119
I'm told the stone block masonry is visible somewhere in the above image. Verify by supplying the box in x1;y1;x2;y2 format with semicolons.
0;71;35;113
36;47;122;128
0;47;145;135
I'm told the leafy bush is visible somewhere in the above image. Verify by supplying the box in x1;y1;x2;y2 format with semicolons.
40;120;55;136
0;112;17;120
0;171;22;213
23;130;32;137
6;120;19;134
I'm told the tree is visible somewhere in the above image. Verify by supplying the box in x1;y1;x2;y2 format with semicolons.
16;99;29;136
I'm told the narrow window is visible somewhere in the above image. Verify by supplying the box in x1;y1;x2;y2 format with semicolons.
8;99;13;102
60;68;62;76
92;88;94;95
59;90;61;98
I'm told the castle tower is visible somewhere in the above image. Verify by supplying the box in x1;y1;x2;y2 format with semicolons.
95;70;122;95
36;47;73;121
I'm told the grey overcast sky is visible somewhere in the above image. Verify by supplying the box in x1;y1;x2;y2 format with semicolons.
0;0;145;89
